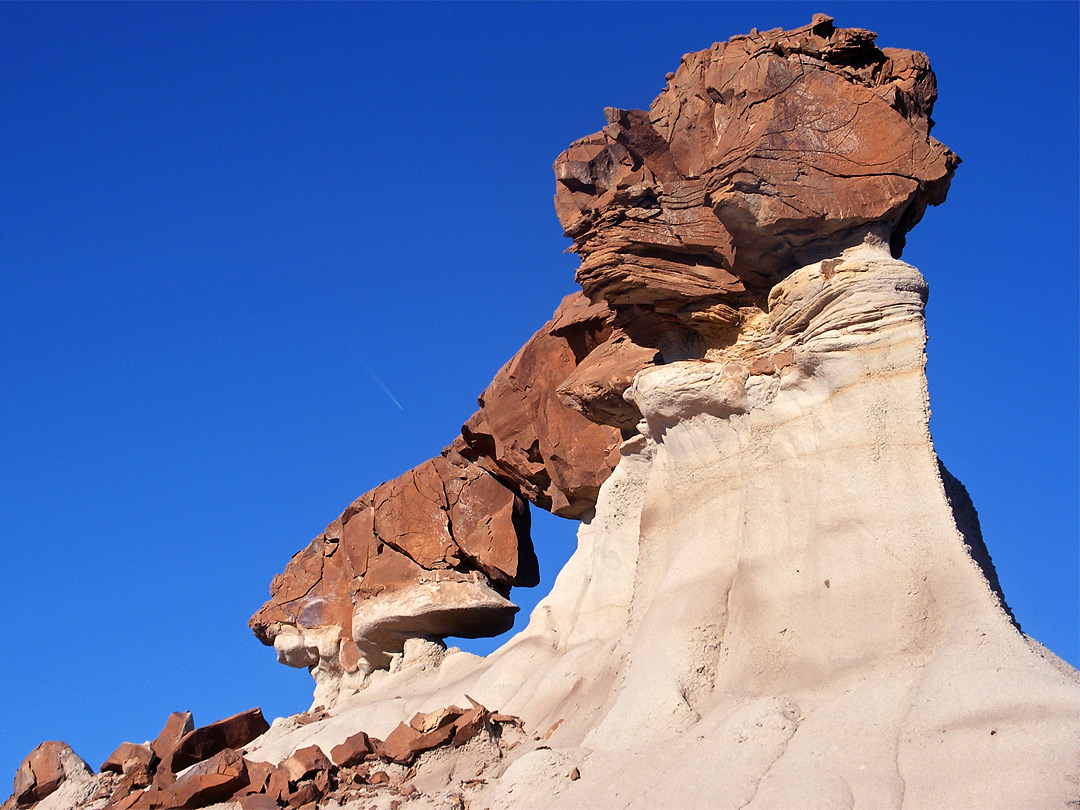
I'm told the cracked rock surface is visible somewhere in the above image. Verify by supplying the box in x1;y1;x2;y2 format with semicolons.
8;15;1079;810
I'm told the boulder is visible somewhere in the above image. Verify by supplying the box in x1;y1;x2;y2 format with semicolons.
170;709;269;772
150;711;194;765
151;748;247;809
10;741;90;807
553;14;958;347
278;746;331;785
100;743;154;775
329;732;373;768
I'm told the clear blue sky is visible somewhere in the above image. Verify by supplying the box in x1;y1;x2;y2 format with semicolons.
1;2;1076;784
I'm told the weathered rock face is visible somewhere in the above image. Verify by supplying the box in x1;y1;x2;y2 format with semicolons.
7;742;90;809
249;291;651;702
10;15;1079;810
231;16;1077;810
460;291;635;516
248;450;535;704
554;14;958;349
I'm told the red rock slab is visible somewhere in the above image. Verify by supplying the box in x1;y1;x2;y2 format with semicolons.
235;759;275;797
159;748;248;809
377;722;455;765
329;732;374;768
450;697;491;747
557;328;656;429
100;742;154;775
279;746;331;784
11;741;90;806
150;711;194;763
170;708;270;772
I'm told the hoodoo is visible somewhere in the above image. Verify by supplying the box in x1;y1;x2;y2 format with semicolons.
7;15;1078;810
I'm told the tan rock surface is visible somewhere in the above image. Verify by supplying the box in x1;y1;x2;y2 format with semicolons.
237;19;1078;809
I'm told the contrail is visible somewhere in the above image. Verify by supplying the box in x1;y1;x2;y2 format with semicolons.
361;360;405;411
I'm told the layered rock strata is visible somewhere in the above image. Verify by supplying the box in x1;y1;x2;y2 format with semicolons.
8;15;1079;810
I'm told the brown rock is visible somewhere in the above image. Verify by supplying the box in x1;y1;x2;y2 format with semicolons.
279;746;331;784
150;711;194;763
377;722;455;765
451;697;491;747
329;732;373;768
284;780;320;808
369;771;390;785
236;759;274;797
409;706;465;734
461;292;622;519
553;16;957;346
171;708;269;771
100;742;154;775
163;748;248;809
557;328;656;429
11;741;90;806
250;454;535;674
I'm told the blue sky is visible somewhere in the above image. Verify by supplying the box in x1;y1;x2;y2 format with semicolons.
1;2;1076;783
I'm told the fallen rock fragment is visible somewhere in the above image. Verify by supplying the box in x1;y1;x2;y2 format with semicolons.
171;708;270;771
147;747;248;809
9;741;91;807
329;731;373;768
279;746;331;785
100;743;154;775
150;711;194;763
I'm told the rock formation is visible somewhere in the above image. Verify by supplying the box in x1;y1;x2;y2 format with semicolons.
7;14;1079;810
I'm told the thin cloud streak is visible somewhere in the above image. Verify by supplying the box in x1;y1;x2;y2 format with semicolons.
362;360;405;411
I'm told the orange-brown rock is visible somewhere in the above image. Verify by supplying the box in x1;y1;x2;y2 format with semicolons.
150;711;194;764
377;722;456;765
9;741;90;807
554;14;957;346
329;732;374;768
461;292;623;518
449;697;491;747
249;452;535;677
136;748;248;810
556;327;657;429
100;743;154;775
170;708;269;772
279;746;331;785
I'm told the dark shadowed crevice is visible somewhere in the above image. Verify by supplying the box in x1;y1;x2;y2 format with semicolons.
937;458;1019;628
